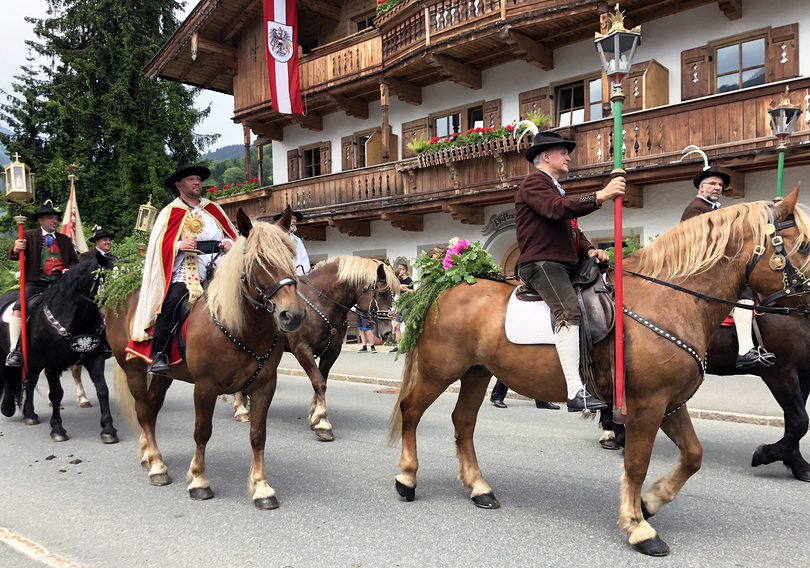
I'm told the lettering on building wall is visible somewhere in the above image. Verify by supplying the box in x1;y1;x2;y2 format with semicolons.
482;211;515;236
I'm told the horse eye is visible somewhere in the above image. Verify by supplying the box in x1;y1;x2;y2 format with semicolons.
800;242;810;254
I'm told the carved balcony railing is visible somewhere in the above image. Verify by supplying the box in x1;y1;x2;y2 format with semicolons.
299;32;384;92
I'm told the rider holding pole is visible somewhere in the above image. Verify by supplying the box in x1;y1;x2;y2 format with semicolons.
6;201;80;367
514;131;624;412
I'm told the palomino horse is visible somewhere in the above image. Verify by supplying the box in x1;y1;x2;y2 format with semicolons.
389;189;810;555
231;256;399;440
0;252;118;443
107;209;306;509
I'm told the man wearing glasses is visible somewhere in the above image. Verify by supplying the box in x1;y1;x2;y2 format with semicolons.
681;168;775;369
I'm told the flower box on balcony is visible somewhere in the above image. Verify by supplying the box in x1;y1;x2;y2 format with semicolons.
416;136;531;168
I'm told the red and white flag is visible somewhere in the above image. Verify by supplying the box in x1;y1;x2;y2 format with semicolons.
263;0;303;114
60;183;88;253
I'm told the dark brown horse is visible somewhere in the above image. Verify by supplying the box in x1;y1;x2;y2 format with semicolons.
389;188;810;555
107;210;306;509
231;256;399;441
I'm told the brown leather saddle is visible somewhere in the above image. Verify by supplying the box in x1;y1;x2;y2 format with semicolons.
513;257;615;350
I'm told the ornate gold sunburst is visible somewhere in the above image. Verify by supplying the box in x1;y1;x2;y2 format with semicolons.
184;210;205;238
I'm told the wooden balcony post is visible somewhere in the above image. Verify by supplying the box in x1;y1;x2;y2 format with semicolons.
381;82;390;163
243;125;251;183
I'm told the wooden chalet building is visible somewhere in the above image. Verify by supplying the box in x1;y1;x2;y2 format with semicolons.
146;0;810;272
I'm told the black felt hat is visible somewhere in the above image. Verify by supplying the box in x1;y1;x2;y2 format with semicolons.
163;165;211;191
525;131;577;163
693;169;731;190
272;210;304;222
89;226;115;242
32;200;61;219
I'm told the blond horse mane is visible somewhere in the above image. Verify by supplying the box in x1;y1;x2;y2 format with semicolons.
206;221;296;336
316;256;400;293
627;199;810;282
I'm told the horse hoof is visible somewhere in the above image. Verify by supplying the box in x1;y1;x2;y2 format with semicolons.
633;535;669;556
599;438;622;451
141;459;149;471
315;428;334;442
1;403;15;417
751;445;772;467
79;401;92;408
234;414;250;423
640;498;654;520
24;416;40;426
253;496;280;510
148;473;171;486
101;433;119;444
51;432;69;442
396;479;415;502
471;493;500;509
791;467;810;482
189;487;214;501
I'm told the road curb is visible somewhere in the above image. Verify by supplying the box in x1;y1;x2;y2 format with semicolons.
278;367;786;428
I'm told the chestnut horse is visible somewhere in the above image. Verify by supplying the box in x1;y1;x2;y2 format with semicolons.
107;209;306;509
389;188;810;555
599;302;810;482
231;256;399;441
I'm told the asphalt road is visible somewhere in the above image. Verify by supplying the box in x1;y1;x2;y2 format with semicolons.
1;371;808;568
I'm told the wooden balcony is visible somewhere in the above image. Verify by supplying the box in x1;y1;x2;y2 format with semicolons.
220;79;810;233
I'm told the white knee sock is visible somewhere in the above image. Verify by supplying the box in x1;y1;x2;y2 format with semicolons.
733;301;755;356
553;325;584;399
8;316;21;350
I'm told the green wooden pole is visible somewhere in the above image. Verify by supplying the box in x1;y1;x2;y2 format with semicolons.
776;148;785;200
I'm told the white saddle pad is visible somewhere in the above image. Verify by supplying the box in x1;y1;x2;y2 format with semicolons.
2;303;14;324
504;288;555;345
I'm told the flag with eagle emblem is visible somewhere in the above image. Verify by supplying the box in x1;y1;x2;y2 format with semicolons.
263;0;303;114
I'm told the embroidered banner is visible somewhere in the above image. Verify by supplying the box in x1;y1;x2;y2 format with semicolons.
60;182;88;253
263;0;303;114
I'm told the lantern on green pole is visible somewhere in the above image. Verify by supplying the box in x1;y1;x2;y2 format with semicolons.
594;4;641;421
767;86;802;201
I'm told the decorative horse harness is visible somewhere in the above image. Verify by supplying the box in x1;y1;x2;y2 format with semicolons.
297;276;394;359
206;266;298;394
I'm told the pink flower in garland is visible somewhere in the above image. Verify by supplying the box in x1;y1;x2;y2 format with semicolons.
442;237;471;269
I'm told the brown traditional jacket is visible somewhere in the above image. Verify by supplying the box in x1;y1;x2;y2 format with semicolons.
515;169;599;265
680;196;717;221
8;229;79;282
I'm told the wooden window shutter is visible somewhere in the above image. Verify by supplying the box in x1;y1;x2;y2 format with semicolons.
287;149;300;181
769;23;799;82
482;99;501;129
401;117;429;159
319;140;332;175
341;135;355;170
519;87;550;123
681;46;709;101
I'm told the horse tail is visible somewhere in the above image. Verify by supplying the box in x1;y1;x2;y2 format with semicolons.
388;346;419;446
1;368;23;415
113;362;143;435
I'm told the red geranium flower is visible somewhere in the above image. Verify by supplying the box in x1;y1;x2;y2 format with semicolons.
223;185;230;189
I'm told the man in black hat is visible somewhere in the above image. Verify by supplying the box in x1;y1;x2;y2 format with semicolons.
272;209;309;275
680;169;730;221
681;168;775;369
80;226;117;263
515;131;625;412
6;200;80;366
130;165;238;375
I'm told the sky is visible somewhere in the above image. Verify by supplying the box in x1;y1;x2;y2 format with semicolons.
0;1;242;150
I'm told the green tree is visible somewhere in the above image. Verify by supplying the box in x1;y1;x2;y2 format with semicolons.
222;166;245;187
0;0;218;238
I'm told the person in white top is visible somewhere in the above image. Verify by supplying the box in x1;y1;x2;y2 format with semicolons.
273;209;310;275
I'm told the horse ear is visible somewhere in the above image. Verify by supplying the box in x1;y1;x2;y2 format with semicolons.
276;206;293;233
776;182;801;220
377;262;387;282
236;208;252;237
